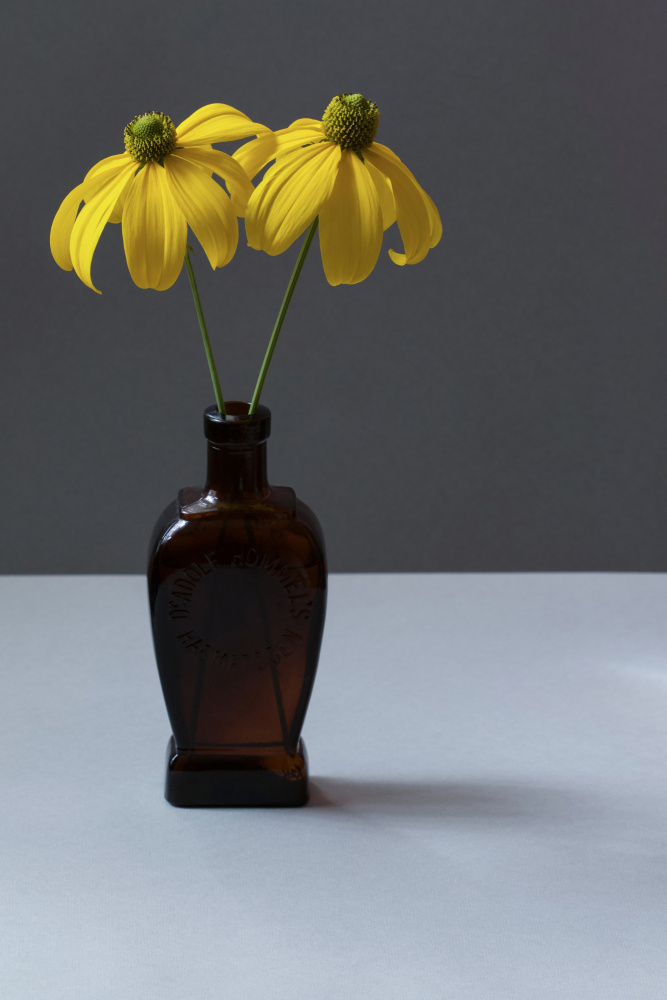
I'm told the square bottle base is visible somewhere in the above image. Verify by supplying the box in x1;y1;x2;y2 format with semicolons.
164;736;309;807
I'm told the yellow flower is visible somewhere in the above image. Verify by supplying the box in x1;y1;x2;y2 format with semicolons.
234;93;442;286
51;105;272;293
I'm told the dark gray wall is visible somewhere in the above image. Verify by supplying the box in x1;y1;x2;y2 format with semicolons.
1;1;666;572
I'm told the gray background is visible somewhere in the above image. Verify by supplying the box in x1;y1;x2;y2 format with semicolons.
1;0;666;572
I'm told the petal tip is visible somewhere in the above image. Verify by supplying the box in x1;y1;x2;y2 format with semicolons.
388;250;407;266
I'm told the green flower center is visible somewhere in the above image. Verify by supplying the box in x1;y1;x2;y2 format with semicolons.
124;112;177;163
321;93;379;150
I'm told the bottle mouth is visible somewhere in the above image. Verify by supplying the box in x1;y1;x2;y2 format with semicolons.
204;402;271;444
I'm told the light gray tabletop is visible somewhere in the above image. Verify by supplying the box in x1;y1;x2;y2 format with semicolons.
2;573;666;1000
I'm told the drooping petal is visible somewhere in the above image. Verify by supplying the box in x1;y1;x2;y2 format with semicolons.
152;166;189;290
109;180;131;224
166;154;237;269
279;118;324;132
122;162;187;291
418;185;443;249
175;103;270;146
70;162;137;293
176;146;253;217
176;103;250;135
245;141;342;256
50;183;84;270
234;119;324;180
233;132;280;183
364;143;439;265
121;166;160;289
271;121;327;156
364;158;396;231
319;150;383;286
82;152;135;199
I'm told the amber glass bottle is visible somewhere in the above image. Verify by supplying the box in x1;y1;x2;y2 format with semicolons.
147;402;327;807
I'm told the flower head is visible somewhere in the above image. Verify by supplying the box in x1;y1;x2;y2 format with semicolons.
123;111;178;163
321;93;380;149
234;93;441;286
51;104;272;293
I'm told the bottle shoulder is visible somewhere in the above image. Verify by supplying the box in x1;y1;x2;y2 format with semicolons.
178;484;296;520
148;484;326;575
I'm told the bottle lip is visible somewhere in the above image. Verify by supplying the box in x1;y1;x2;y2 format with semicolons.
204;402;271;445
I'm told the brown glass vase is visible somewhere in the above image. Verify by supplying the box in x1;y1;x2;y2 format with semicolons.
147;402;327;807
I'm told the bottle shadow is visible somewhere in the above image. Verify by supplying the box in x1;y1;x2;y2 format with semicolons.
308;776;592;824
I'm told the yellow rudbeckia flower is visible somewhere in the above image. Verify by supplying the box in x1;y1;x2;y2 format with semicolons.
234;93;442;286
50;104;272;293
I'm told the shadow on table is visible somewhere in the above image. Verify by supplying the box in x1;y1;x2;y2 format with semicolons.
308;777;591;822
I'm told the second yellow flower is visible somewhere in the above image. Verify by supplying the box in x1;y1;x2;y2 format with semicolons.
235;93;442;286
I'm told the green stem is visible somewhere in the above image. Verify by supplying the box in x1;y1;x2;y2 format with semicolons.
249;217;319;414
184;249;226;416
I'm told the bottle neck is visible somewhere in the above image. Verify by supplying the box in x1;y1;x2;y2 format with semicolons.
204;441;269;502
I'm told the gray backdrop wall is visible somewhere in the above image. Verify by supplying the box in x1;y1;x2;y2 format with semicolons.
1;0;665;572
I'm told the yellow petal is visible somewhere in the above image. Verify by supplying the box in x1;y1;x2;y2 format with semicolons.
234;120;323;180
280;118;323;131
245;141;341;256
176;102;250;134
419;184;443;248
272;119;324;152
233;132;280;182
70;162;137;292
153;166;189;290
82;153;135;199
50;183;84;271
77;152;136;223
364;143;439;265
175;103;270;146
319;150;383;286
272;126;327;159
166;154;237;269
122;162;187;291
364;158;396;231
175;146;253;217
109;181;130;224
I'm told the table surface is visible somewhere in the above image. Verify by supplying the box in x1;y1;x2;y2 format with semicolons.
2;573;666;1000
